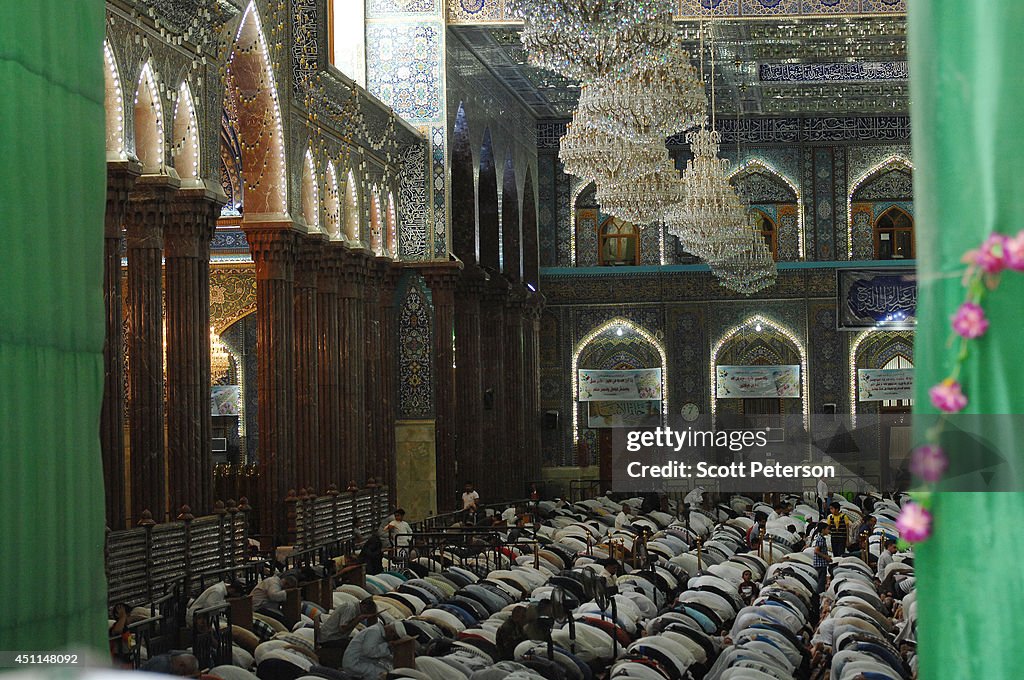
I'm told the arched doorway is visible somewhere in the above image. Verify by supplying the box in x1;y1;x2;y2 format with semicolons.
574;319;667;485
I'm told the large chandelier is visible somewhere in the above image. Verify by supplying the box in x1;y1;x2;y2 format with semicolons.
710;222;777;294
559;115;675;183
211;326;232;381
596;166;686;224
509;0;676;81
576;38;707;142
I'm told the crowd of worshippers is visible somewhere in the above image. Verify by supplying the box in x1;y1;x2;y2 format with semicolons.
107;488;916;680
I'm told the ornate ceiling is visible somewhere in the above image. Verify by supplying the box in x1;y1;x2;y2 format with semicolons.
449;17;907;120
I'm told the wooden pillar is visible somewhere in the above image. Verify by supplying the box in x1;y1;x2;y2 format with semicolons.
339;248;369;484
102;160;140;529
422;263;462;511
242;222;299;544
479;276;510;504
317;243;343;491
294;235;323;492
363;259;383;484
379;263;399;505
164;187;223;516
126;174;178;523
454;266;486;505
524;293;545;483
504;285;527;498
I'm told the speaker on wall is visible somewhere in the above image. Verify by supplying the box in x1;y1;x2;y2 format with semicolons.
484;388;495;410
543;410;559;430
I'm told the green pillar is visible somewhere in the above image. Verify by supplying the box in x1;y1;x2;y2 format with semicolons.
910;2;1024;678
0;2;108;650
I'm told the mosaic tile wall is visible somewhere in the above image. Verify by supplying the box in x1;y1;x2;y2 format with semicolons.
446;0;905;21
396;271;435;419
538;268;867;466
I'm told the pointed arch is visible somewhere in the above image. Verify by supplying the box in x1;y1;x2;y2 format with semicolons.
369;186;383;254
324;161;341;239
847;155;914;258
478;128;499;271
103;41;125;159
134;61;165;173
502;150;521;279
343;169;360;243
300;150;320;233
571;317;668;445
711;314;809;428
386;191;398;258
521;165;539;289
728;159;804;259
849;329;915;421
451;102;477;263
172;81;201;182
228;1;288;216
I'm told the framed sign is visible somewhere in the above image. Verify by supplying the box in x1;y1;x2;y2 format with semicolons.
858;368;914;401
578;368;662;401
587;401;661;428
837;268;916;330
716;365;801;398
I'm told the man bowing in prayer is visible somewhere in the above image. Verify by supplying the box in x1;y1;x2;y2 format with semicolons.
342;620;408;680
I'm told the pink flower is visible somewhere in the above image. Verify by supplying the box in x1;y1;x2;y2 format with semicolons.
1005;231;1024;271
896;502;933;542
929;379;968;413
910;445;948;483
951;302;989;339
964;234;1007;274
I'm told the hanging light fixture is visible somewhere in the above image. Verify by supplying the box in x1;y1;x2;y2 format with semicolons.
509;0;676;81
576;37;707;142
559;115;674;183
210;326;232;381
596;165;686;224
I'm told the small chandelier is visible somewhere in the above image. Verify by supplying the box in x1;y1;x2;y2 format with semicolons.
576;38;707;142
509;0;676;81
596;166;686;224
210;326;232;381
559;114;675;183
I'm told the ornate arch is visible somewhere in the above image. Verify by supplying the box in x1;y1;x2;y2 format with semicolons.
343;168;360;243
387;192;398;257
571;317;668;445
324;161;341;240
848;329;915;420
134;61;165;173
103;40;125;159
847;155;914;259
172;81;201;183
728;159;804;260
227;1;288;217
300;149;320;233
711;314;809;428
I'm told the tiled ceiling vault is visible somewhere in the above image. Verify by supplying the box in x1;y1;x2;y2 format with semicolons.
449;17;907;120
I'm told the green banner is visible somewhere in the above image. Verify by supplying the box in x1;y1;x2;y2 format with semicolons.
910;1;1024;677
0;2;108;650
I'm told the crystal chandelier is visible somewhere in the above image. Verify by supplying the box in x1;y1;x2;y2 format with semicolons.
710;222;777;294
596;166;686;224
576;38;707;142
210;326;232;381
559;114;676;183
508;0;675;81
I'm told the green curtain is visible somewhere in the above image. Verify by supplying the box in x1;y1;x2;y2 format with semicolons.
0;2;108;650
910;1;1024;678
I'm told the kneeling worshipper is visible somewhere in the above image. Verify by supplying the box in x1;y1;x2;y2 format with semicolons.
319;596;379;650
342;620;408;680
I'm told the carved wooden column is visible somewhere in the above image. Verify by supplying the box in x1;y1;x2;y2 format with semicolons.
454;266;486;502
317;242;344;491
102;161;140;529
164;187;222;517
338;248;369;484
294;234;323;492
504;285;527;498
524;292;545;483
423;262;462;511
126;173;178;523
363;258;383;484
379;263;400;505
242;223;299;543
479;275;510;504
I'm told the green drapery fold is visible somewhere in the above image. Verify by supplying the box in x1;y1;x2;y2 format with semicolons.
0;2;108;650
910;1;1024;678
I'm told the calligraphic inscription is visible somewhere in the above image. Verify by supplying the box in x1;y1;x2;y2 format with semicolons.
578;369;663;401
837;268;916;329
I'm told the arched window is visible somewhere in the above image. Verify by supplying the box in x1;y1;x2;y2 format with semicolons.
882;354;914;408
751;209;777;261
874;207;914;260
598;217;638;266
